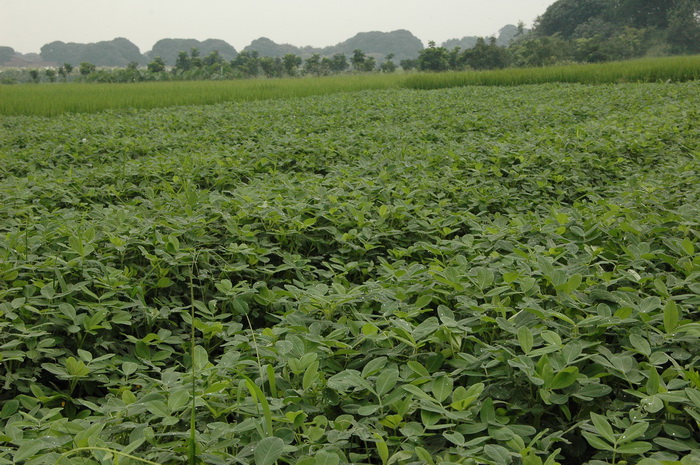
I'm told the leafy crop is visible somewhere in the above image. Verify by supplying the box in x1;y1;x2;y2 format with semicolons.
1;82;699;465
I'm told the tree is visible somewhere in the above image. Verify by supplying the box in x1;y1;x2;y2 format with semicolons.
45;68;57;83
29;69;40;83
259;57;284;78
613;0;676;29
351;49;367;71
282;54;302;76
666;0;700;53
231;51;260;78
175;51;191;73
534;0;610;39
148;56;166;73
189;48;203;69
79;62;96;76
380;53;397;73
203;50;224;67
63;63;73;75
328;53;349;73
303;54;323;76
400;59;418;71
361;56;376;72
418;41;450;71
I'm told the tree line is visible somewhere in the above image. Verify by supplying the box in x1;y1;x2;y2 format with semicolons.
3;0;699;84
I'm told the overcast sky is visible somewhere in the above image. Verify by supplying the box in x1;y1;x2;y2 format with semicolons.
2;0;556;54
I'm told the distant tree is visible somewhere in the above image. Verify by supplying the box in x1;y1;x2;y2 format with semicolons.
362;56;376;72
303;53;323;76
79;62;96;76
231;51;260;78
613;0;676;29
462;37;509;70
328;53;349;73
148;56;166;73
259;56;284;78
203;50;224;67
400;58;418;71
418;41;450;71
45;68;57;82
282;53;302;76
380;53;397;73
534;0;610;39
63;63;74;75
448;47;463;70
510;35;571;67
666;0;700;53
175;51;191;72
29;69;40;83
190;48;203;69
351;49;365;71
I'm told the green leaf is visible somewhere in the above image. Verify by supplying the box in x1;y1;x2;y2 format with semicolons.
663;299;680;333
629;334;651;356
121;361;139;376
484;444;511;465
168;390;190;412
550;367;578;389
590;413;616;444
582;431;614;451
193;345;209;371
443;431;465;446
362;356;387;378
65;356;90;377
618;422;648;444
374;433;389;465
480;397;496;424
403;384;437;403
254;437;284;465
315;450;340;465
680;237;695;256
155;276;174;288
14;440;48;462
431;375;453;403
475;267;494;289
0;399;19;419
685;387;700;408
517;326;534;354
615;441;652;454
414;447;435;465
302;360;319;391
375;368;399;397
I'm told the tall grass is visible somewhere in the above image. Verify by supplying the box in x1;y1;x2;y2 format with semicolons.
2;55;700;117
403;54;700;89
0;73;405;117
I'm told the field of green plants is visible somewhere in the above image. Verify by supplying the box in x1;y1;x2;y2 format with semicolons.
2;55;700;117
1;81;699;465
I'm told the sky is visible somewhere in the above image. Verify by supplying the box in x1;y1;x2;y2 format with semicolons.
1;0;556;54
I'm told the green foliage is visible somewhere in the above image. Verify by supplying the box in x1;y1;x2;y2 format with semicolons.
1;81;700;464
404;54;700;89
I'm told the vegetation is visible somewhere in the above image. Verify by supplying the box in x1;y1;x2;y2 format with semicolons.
2;55;700;117
1;79;700;465
0;74;405;117
404;54;700;89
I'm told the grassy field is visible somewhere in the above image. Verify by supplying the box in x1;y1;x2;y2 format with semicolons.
1;81;700;465
1;55;700;117
403;54;700;89
0;73;405;117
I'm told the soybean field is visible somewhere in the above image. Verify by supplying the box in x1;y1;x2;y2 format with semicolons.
1;82;699;465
